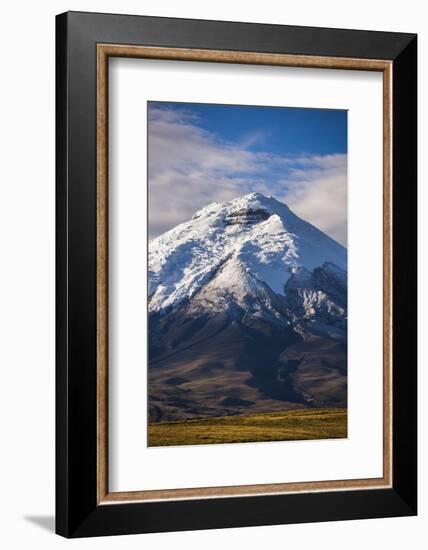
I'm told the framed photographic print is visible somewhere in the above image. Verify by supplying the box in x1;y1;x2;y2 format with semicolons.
56;11;417;537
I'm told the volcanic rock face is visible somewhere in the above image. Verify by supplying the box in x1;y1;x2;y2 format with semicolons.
224;207;271;225
148;193;347;422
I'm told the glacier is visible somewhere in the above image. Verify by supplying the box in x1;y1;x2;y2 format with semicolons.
149;192;346;314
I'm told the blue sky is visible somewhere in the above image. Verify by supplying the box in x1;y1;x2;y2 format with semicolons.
156;102;347;156
148;101;348;244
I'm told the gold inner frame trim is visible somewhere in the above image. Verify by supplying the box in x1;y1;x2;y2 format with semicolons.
96;44;393;505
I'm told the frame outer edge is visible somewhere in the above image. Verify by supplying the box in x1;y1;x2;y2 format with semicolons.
64;11;416;60
56;11;418;537
391;35;418;513
55;11;70;538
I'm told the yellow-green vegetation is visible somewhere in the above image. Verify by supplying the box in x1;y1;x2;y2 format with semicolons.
148;408;347;446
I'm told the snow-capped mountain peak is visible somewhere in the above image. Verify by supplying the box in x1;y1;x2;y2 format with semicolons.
149;193;346;315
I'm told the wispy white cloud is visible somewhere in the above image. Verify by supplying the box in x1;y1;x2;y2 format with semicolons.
148;104;347;245
278;154;348;245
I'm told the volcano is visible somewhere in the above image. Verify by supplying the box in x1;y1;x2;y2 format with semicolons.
148;193;347;422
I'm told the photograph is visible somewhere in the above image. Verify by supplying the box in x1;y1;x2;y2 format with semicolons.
147;101;348;446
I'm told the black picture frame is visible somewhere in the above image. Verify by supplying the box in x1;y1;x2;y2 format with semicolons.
56;11;417;538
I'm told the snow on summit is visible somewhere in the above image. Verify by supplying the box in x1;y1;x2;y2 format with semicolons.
148;192;347;314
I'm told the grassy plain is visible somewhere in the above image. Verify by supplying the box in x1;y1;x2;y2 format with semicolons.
148;407;347;446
